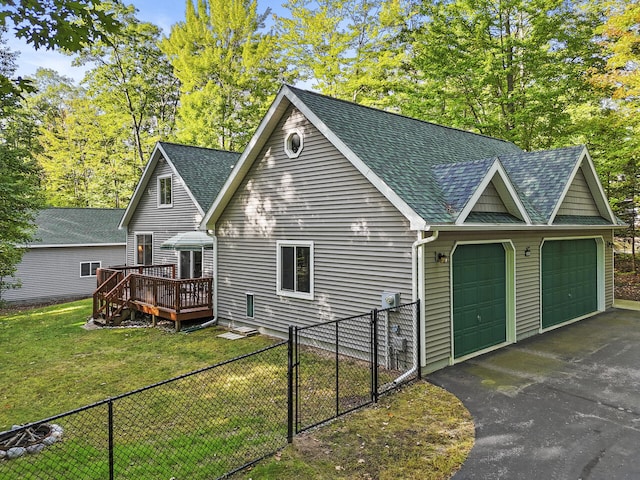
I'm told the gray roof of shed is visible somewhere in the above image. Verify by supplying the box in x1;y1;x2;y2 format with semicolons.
30;208;125;246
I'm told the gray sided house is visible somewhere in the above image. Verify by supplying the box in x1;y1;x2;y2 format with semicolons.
202;86;618;373
119;142;240;278
4;208;125;304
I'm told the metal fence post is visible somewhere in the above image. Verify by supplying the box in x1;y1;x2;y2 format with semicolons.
372;308;379;403
108;400;114;480
287;326;294;443
335;321;339;417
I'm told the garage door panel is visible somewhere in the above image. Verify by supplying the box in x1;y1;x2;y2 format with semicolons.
453;243;506;359
542;239;597;329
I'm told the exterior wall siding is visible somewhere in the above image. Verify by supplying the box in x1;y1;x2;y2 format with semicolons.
126;158;213;277
472;181;508;213
215;106;415;335
5;245;125;303
557;168;600;216
422;229;614;371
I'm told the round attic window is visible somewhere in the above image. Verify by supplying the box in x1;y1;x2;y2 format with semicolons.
284;130;304;158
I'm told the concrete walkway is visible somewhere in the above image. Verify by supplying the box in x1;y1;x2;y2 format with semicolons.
428;308;640;480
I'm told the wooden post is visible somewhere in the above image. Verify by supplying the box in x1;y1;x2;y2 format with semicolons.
152;314;157;327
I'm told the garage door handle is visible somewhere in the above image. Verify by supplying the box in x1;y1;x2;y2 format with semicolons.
477;315;481;323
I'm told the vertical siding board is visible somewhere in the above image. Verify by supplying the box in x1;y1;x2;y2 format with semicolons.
215;106;415;334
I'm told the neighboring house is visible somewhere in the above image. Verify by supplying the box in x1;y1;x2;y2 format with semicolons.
4;208;125;304
202;85;619;373
119;142;240;278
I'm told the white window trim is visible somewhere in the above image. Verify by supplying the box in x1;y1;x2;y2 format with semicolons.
276;240;314;300
178;250;204;279
284;128;304;159
79;261;101;278
134;232;153;266
246;292;255;319
157;174;173;208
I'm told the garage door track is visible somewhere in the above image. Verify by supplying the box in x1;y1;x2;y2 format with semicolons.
427;308;640;480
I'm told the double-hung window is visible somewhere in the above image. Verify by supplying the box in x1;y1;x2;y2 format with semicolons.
277;241;313;300
158;175;172;207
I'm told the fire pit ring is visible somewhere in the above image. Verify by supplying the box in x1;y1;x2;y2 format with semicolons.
0;424;64;460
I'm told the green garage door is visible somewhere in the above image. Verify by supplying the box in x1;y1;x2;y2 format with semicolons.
453;243;507;359
542;239;597;329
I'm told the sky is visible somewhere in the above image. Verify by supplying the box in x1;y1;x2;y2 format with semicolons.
6;0;287;83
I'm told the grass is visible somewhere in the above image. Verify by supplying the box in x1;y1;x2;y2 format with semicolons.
0;299;473;479
0;298;276;430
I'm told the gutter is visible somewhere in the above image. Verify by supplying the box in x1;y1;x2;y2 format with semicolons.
394;229;439;384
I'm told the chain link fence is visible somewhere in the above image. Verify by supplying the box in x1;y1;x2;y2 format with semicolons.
293;301;420;433
0;301;419;479
0;342;289;480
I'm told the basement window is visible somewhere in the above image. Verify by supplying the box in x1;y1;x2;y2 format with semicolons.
80;261;101;278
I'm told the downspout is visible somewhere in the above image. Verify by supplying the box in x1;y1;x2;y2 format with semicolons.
393;229;439;383
182;233;217;333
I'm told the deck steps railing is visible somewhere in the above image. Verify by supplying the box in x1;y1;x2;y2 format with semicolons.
93;265;212;330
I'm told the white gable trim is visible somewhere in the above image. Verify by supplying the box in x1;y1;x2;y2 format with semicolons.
119;143;204;229
201;86;429;231
456;160;531;225
201;88;291;229
548;147;616;225
156;144;205;218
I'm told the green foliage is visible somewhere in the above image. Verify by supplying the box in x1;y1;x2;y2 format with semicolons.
277;0;412;108
0;0;123;96
160;0;287;151
75;2;179;170
406;0;603;151
0;31;43;303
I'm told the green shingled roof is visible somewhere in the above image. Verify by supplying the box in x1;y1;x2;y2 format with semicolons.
159;142;240;210
31;208;125;246
289;86;523;224
286;87;613;227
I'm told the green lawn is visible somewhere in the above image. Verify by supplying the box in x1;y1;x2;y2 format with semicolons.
0;299;473;480
0;299;276;430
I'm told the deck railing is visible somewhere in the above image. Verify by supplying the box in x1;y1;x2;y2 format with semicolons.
93;265;212;326
128;274;212;313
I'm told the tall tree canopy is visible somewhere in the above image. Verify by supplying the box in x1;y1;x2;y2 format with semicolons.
0;31;43;301
406;0;603;151
160;0;287;151
277;0;412;107
0;0;122;95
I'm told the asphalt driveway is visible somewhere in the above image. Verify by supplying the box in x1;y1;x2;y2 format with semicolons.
427;308;640;480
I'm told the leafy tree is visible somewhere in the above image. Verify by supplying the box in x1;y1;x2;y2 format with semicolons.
75;3;179;171
0;31;43;302
590;0;640;267
161;0;287;151
0;0;122;96
406;0;603;151
277;0;412;107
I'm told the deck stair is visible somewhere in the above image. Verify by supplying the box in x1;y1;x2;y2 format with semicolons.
92;265;213;332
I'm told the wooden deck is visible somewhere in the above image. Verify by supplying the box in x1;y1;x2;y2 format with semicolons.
93;265;213;331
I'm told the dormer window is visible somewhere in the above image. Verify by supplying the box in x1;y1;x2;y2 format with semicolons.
284;129;304;158
158;175;172;207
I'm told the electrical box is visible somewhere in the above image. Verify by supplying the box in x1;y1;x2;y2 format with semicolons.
381;292;400;310
392;336;407;352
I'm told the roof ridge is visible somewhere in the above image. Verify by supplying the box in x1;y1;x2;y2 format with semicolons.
285;84;517;147
159;141;239;155
43;207;124;211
